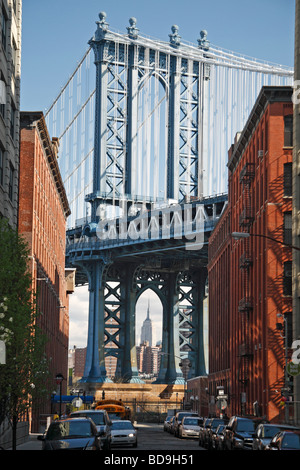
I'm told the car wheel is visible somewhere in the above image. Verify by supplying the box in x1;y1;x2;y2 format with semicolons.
104;441;111;451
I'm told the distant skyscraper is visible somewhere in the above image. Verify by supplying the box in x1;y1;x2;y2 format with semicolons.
140;301;152;347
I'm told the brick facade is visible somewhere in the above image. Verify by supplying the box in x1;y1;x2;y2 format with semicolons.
19;111;74;431
208;87;293;422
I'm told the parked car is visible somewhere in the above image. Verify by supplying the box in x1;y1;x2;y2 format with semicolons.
224;416;256;450
265;430;300;450
198;418;211;447
163;416;172;432
179;416;203;439
37;417;102;450
173;411;198;437
253;423;300;450
110;420;137;447
206;418;226;449
69;409;112;450
211;424;226;450
169;416;176;434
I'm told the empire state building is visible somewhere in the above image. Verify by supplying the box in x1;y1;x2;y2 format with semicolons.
140;301;153;347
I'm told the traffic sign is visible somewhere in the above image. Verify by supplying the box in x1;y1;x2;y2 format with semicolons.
72;397;83;408
51;395;94;404
287;362;300;377
217;399;227;410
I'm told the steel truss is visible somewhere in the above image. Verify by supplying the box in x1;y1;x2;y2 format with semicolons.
49;12;293;385
45;13;292;228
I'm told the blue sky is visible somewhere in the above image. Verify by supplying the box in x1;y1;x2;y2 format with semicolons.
21;0;295;112
20;0;295;349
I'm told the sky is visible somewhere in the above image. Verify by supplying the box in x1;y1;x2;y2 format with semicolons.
20;0;295;348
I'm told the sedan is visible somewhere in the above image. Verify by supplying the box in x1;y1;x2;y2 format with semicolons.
179;416;202;439
169;416;176;434
111;420;137;447
69;410;112;450
211;424;226;450
163;416;172;432
37;418;101;450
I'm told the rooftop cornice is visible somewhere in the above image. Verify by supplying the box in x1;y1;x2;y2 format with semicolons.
227;86;293;173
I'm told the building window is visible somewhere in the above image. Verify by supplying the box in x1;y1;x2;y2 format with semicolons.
10;102;15;140
283;163;292;197
12;39;17;77
1;8;7;51
0;148;3;186
284;212;292;245
8;163;14;201
283;261;292;296
284;115;293;147
285;312;293;349
0;77;5;118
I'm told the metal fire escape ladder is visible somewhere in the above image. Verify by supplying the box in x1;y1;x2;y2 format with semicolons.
238;163;255;395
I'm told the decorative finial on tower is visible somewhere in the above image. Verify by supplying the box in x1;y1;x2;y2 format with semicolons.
95;11;109;40
127;17;139;40
198;30;210;51
169;24;181;48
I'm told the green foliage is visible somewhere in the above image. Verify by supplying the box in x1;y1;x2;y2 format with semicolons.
0;218;50;424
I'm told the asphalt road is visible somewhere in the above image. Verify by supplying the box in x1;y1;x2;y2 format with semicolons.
130;423;204;451
13;423;205;452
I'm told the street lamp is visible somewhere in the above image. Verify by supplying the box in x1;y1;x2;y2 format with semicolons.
55;373;64;418
232;232;300;251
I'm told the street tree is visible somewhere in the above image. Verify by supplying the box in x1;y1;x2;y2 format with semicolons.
0;218;50;450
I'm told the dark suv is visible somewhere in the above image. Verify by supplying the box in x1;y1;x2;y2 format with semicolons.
253;423;300;450
224;416;256;450
70;409;112;450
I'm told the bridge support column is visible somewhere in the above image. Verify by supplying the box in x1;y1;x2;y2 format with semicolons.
157;272;185;384
81;262;112;383
121;265;144;383
193;268;207;377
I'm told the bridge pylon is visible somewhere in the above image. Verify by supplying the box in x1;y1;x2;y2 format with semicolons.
64;12;233;387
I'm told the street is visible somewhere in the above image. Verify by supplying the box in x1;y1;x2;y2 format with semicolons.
128;423;203;451
13;423;205;451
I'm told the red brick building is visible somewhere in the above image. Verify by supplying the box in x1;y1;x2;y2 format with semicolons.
18;111;74;431
208;86;293;422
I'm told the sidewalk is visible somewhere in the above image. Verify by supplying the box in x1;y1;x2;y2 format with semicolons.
7;433;42;451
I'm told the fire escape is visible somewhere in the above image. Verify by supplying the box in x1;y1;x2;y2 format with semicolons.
238;163;255;408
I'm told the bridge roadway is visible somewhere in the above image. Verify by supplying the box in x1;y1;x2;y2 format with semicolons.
66;194;228;286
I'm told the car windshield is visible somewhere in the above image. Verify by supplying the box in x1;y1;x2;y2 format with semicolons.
108;413;122;420
216;425;225;433
236;420;255;432
46;420;93;440
282;433;300;449
111;421;134;430
183;418;200;426
211;420;224;429
71;412;105;425
261;426;281;438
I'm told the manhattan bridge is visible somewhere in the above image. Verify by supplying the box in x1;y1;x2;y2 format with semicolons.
45;12;293;386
